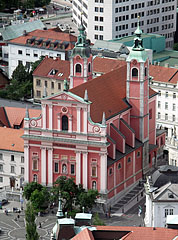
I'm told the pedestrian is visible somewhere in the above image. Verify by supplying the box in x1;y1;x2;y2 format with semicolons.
17;214;20;220
39;222;42;228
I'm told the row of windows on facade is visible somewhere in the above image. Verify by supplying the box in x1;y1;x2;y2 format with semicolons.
0;154;24;163
0;164;24;174
114;5;174;14
36;79;61;90
157;113;176;121
158;101;176;110
32;154;139;176
32;172;98;190
18;49;61;58
158;91;176;98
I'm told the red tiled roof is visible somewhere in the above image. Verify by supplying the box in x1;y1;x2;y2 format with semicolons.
70;65;156;123
70;65;129;123
33;56;70;80
0;127;24;152
9;28;77;51
0;107;9;127
149;65;178;84
93;57;126;74
4;107;41;128
96;226;178;240
72;228;94;240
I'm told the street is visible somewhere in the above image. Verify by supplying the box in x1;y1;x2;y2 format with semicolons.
0;197;146;239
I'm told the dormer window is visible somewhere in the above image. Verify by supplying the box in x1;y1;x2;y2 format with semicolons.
132;68;138;77
49;69;58;75
168;193;174;198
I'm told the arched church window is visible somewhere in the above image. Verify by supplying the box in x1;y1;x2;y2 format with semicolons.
79;38;82;44
76;64;82;73
88;63;91;73
62;115;68;131
92;181;97;190
145;67;147;76
33;174;38;182
132;68;138;77
62;164;67;174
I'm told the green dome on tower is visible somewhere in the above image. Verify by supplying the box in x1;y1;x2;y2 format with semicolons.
71;17;91;58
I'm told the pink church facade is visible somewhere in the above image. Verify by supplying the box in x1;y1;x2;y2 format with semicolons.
23;22;165;204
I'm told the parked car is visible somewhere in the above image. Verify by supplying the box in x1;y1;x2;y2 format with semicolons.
0;198;8;205
13;207;21;213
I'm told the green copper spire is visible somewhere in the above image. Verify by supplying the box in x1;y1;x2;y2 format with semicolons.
132;16;144;51
71;14;91;58
127;16;148;63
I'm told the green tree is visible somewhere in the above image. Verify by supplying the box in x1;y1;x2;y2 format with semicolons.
78;189;99;211
51;176;99;213
23;182;43;200
0;63;32;100
30;187;50;212
173;43;178;51
92;213;105;226
51;176;78;212
25;202;39;240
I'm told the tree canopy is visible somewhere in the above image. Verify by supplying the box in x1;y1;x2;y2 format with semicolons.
0;63;32;100
0;0;51;11
25;202;39;240
51;176;99;213
23;182;43;200
23;182;50;212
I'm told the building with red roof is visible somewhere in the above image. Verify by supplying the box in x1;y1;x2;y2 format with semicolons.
32;56;70;100
6;27;77;77
23;21;165;208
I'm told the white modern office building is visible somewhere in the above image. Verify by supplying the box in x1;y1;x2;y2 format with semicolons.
72;0;176;47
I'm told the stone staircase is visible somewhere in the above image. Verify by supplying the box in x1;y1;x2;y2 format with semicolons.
111;183;144;214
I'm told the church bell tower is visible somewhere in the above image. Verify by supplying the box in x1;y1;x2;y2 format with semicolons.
69;18;93;89
126;18;150;174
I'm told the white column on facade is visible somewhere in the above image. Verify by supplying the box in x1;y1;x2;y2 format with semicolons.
76;151;81;185
49;104;53;130
48;147;53;186
77;107;81;133
57;114;61;131
83;108;87;133
100;153;107;193
41;147;46;185
82;152;88;190
42;104;46;129
24;145;29;183
69;115;73;132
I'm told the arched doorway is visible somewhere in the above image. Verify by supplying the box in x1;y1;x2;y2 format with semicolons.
10;176;15;188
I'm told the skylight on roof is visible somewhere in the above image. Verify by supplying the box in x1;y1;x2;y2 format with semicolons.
58;73;63;77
